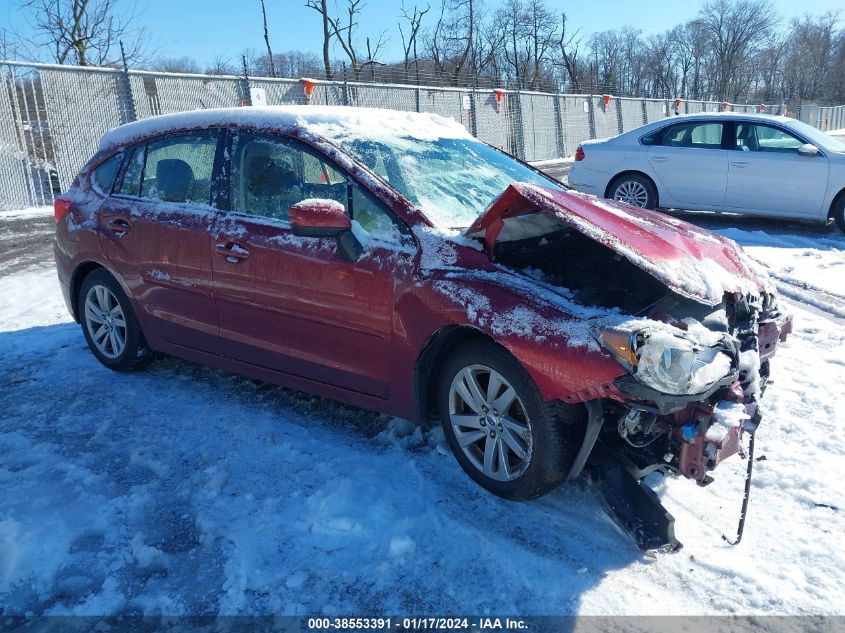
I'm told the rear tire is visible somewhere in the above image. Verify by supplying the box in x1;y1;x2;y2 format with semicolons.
832;195;845;234
437;342;585;501
608;174;658;210
79;268;151;372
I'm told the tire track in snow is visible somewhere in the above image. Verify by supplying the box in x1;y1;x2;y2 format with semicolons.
748;254;845;322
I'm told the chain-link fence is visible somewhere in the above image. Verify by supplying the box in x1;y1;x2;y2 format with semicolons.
0;59;805;210
797;104;845;132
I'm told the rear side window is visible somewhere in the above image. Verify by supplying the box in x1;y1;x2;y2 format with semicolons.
118;147;144;196
640;130;660;146
658;122;724;149
92;154;122;194
141;133;219;205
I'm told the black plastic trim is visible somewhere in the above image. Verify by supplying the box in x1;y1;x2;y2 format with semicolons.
613;371;739;414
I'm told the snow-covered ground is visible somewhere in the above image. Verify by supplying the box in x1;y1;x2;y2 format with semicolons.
0;206;53;220
1;217;844;617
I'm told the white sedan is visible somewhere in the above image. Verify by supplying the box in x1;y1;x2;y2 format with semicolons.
568;113;845;232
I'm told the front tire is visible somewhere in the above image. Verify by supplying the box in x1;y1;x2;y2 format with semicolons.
832;195;845;234
79;269;151;371
608;174;658;210
437;342;585;501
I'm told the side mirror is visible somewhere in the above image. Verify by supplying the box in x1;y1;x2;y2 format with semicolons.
289;198;362;262
798;143;820;157
290;199;351;237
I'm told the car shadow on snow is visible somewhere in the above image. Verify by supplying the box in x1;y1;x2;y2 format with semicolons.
0;324;641;617
666;210;845;248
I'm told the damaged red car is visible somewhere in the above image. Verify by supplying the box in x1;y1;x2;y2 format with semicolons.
54;106;793;550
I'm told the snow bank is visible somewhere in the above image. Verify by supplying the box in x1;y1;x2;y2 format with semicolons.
0;207;53;220
1;207;844;617
715;227;845;302
1;264;843;616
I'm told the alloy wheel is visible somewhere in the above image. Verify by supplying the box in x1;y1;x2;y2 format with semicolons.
614;180;649;207
448;364;533;482
84;284;127;359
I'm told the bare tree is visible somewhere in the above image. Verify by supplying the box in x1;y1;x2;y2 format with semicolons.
206;52;239;76
314;0;388;81
698;0;778;100
399;3;430;81
305;0;333;79
150;55;200;73
259;0;276;77
1;29;19;59
781;12;839;101
17;0;149;66
524;0;556;89
426;0;478;85
555;13;584;92
498;0;528;87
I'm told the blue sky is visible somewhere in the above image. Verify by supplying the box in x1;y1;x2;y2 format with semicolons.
2;0;839;67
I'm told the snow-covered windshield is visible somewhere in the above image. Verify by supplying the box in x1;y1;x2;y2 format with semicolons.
335;136;565;229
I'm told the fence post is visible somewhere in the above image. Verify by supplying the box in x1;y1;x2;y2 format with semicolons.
116;42;137;124
615;96;623;134
469;87;478;137
640;97;648;125
587;94;597;139
553;92;566;158
512;90;526;160
341;62;351;106
240;56;252;106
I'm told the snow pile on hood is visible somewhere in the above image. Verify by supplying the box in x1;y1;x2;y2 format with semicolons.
99;106;471;151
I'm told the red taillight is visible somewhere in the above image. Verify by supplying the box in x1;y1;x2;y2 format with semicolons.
575;146;585;162
54;198;72;223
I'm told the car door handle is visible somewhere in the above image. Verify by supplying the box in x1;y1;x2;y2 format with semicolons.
106;218;131;237
216;242;250;262
731;161;750;168
651;156;669;163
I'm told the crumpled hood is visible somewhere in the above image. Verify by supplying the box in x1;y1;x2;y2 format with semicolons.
463;182;769;306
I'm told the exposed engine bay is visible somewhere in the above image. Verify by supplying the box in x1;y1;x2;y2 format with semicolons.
491;222;794;550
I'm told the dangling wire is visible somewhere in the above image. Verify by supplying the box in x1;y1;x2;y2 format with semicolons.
722;432;755;546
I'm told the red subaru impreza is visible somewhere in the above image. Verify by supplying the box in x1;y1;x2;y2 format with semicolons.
54;106;792;549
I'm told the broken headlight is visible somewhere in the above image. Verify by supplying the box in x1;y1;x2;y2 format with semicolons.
599;326;735;396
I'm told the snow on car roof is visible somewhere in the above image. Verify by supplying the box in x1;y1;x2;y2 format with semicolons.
98;105;474;151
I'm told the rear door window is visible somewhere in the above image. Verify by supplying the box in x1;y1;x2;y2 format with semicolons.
659;122;724;149
140;133;219;205
117;146;144;196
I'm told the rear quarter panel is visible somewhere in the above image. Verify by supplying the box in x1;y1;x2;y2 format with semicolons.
54;152;129;321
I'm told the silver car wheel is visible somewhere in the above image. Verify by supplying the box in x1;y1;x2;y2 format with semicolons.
448;364;533;482
614;180;649;207
84;284;127;359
